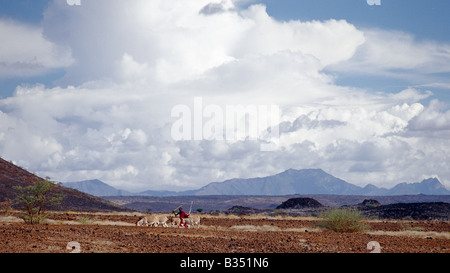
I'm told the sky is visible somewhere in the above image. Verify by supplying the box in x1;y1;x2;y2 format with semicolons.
0;0;450;192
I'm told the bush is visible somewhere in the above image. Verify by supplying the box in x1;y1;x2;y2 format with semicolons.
318;208;368;232
14;179;64;224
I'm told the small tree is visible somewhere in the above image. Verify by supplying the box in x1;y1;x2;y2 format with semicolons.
14;179;64;224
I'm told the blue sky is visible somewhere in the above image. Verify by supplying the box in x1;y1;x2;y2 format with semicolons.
0;0;53;98
0;0;49;24
262;0;450;103
263;0;450;42
1;0;450;191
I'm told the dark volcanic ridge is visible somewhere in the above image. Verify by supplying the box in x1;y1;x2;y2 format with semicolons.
272;197;450;220
222;197;450;221
355;201;450;220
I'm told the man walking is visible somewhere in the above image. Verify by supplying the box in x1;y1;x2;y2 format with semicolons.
175;207;189;228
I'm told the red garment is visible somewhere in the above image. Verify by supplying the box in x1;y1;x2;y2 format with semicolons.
178;210;189;228
179;210;189;219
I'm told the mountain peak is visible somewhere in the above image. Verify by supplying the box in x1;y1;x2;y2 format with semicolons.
419;177;447;191
194;168;359;195
283;168;324;172
421;177;441;185
280;168;328;177
387;177;449;195
63;179;132;197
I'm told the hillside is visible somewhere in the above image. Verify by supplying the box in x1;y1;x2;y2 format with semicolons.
0;157;132;212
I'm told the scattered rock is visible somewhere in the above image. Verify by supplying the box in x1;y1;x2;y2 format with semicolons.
224;206;261;215
360;202;450;220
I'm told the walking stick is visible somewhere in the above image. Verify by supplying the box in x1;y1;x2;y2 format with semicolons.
172;204;183;214
188;201;193;215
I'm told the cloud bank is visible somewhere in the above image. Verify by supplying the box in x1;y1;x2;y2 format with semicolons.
0;0;449;191
0;19;73;78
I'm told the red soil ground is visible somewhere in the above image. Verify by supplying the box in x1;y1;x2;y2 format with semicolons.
0;212;448;253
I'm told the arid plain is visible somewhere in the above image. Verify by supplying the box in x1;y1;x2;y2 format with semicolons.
0;211;448;253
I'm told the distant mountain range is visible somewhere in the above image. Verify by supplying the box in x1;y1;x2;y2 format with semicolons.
63;179;133;197
63;169;450;197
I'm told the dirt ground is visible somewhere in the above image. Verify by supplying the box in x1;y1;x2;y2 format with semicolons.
0;211;449;253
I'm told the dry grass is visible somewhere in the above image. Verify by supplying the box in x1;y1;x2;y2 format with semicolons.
229;224;323;233
367;230;450;239
244;214;319;221
0;215;24;223
230;225;281;232
42;218;135;226
58;210;145;217
203;213;319;222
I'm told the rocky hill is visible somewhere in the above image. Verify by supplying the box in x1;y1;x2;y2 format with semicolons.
276;197;323;209
0;157;131;212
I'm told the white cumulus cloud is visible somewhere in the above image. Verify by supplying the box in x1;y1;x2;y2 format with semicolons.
0;0;449;191
0;19;73;78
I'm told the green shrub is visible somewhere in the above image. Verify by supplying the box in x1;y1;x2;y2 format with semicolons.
76;216;93;225
14;179;64;224
318;208;368;232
